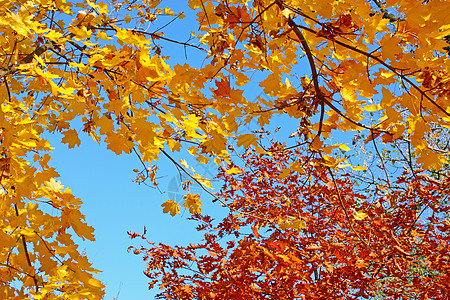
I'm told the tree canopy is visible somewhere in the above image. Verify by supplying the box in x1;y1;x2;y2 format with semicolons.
132;143;450;299
1;0;450;299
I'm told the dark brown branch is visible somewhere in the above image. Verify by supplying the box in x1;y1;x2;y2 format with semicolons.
14;204;39;292
0;42;54;78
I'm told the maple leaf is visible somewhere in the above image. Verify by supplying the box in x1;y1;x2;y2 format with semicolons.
214;78;231;97
183;193;202;214
225;166;242;175
279;216;306;232
161;200;180;216
279;168;290;179
61;129;81;148
44;178;64;192
354;210;368;220
104;132;134;155
236;134;258;148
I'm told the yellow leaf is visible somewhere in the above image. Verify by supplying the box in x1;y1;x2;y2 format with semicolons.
279;217;306;232
183;194;202;213
164;8;175;16
309;138;323;152
354;210;368;220
67;26;92;40
338;163;368;171
290;161;305;174
180;159;193;171
56;266;69;280
97;31;112;41
255;146;268;155
193;174;213;189
162;200;180;216
87;278;103;288
338;144;351;152
45;30;63;40
45;178;64;192
366;104;381;112
196;155;209;164
321;155;338;168
236;134;258;148
416;150;446;170
351;165;368;171
86;0;108;13
225;167;242;175
61;129;81;148
104;132;134;155
200;133;227;155
279;168;290;179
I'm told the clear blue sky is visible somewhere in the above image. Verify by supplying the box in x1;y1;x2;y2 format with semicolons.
48;131;227;298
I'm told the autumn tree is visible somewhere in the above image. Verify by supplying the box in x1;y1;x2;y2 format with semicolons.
1;0;450;298
131;143;450;299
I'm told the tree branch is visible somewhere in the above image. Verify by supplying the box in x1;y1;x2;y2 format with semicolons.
0;42;54;78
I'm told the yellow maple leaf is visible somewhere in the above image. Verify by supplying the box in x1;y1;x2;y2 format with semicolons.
225;167;242;175
183;194;202;213
338;164;368;171
180;159;194;171
164;8;175;16
88;278;103;288
354;210;368;220
279;217;306;232
162;200;180;216
67;26;92;40
290;161;305;174
200;134;227;155
279;168;290;179
97;31;112;41
351;165;368;171
105;132;134;155
45;178;64;192
338;144;351;152
236;134;258;148
196;155;209;164
61;129;81;148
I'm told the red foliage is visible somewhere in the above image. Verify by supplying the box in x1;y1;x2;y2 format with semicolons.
130;144;450;299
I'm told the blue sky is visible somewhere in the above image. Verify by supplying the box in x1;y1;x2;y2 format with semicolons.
47;132;213;299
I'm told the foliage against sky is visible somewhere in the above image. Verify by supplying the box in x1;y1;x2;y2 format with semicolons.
132;144;450;299
1;0;450;298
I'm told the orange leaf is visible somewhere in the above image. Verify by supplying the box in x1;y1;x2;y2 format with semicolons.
61;129;81;148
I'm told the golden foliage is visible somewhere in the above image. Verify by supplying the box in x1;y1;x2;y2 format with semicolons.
1;0;450;298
